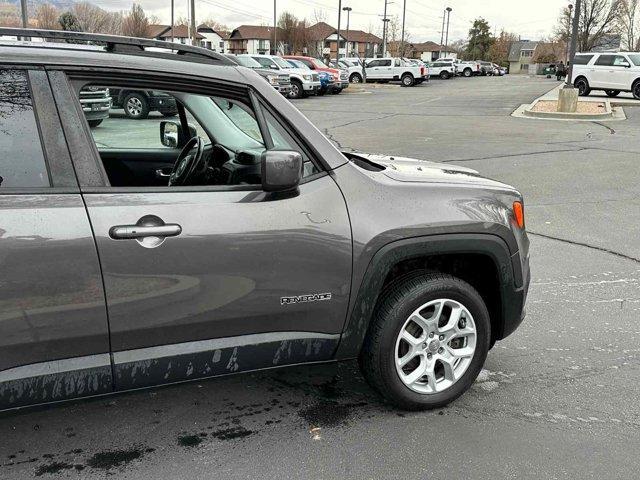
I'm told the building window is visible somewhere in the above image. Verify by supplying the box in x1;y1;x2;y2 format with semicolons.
521;50;533;58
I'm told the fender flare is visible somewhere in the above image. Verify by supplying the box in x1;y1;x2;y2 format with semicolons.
334;233;524;359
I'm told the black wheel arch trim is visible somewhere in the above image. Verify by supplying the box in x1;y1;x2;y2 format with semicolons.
335;233;527;359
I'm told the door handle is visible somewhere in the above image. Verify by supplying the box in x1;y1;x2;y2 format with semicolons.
109;224;181;240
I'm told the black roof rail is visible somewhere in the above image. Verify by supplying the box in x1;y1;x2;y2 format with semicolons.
0;28;235;66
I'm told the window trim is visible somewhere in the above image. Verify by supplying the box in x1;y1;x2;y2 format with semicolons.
0;67;60;192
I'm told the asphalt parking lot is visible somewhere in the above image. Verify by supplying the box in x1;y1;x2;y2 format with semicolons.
2;75;639;479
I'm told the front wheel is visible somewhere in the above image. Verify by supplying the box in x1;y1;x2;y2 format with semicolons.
633;82;640;100
440;71;451;80
88;119;103;128
463;68;472;78
289;80;304;99
605;89;620;97
360;273;490;410
350;73;363;83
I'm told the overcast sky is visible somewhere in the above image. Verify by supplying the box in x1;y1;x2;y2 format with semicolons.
98;0;567;42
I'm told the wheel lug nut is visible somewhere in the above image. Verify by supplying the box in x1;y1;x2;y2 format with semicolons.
429;332;434;338
458;319;466;329
439;335;445;341
422;342;427;348
438;347;444;354
427;353;432;359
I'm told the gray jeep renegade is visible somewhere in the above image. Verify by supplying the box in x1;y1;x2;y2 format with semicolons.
0;29;529;411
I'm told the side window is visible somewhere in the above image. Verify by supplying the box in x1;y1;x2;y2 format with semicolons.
367;60;379;67
573;55;593;65
613;56;629;67
262;108;319;178
380;60;392;67
395;59;401;67
0;69;50;189
595;55;614;66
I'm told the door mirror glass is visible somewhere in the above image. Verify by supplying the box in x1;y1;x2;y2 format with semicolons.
261;150;303;192
160;121;197;148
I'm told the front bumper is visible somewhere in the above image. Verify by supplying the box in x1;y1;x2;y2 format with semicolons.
302;81;322;92
498;250;530;340
81;98;111;121
275;84;292;95
149;96;177;113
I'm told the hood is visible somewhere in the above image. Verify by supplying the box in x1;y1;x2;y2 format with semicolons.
344;152;514;190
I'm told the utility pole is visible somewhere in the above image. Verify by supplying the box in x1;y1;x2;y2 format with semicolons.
336;0;342;64
400;0;406;57
20;0;27;28
566;0;581;86
190;0;197;46
382;0;389;57
343;6;352;57
565;3;573;63
444;7;452;55
439;9;446;58
273;0;277;55
171;0;175;44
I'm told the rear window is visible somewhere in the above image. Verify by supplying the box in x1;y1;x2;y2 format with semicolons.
0;69;49;189
573;55;594;65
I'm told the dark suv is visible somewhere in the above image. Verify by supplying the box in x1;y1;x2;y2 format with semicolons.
0;29;529;411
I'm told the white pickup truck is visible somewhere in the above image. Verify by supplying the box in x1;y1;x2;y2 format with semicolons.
356;57;427;86
439;57;481;77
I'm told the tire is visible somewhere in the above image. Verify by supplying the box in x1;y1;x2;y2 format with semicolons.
359;272;491;410
350;73;363;83
161;111;178;117
633;81;640;100
574;77;591;96
289;80;304;99
332;87;342;94
463;68;472;78
123;93;150;119
88;119;103;128
317;88;327;96
605;89;620;97
401;73;414;87
440;71;450;80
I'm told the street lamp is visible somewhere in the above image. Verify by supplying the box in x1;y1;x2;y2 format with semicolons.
343;6;352;57
565;3;573;62
444;7;452;55
336;0;342;65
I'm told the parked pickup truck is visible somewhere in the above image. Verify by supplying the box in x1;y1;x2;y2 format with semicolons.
360;57;426;86
439;58;481;77
225;53;292;97
79;86;111;128
244;54;321;99
284;55;349;94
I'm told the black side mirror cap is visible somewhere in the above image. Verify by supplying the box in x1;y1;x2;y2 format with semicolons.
261;150;303;193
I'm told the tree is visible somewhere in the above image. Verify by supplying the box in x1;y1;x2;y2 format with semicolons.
487;30;518;65
465;18;494;60
200;18;230;33
72;3;122;35
533;39;567;63
122;3;149;38
618;0;640;50
277;11;310;55
35;4;60;30
58;12;82;32
554;0;621;51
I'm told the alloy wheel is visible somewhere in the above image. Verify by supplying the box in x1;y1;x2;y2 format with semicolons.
394;298;477;394
126;97;143;117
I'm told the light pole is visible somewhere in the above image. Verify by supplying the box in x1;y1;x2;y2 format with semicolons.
336;0;342;64
565;3;573;62
400;0;406;57
566;0;581;86
382;0;389;57
343;6;352;57
439;9;446;58
171;0;174;44
272;0;277;55
444;7;452;55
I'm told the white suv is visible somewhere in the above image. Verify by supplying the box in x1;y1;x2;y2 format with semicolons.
571;52;640;99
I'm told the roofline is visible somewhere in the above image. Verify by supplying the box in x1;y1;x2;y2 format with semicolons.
0;28;234;65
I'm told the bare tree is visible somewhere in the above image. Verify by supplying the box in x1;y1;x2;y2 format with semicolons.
555;0;622;51
487;30;518;65
200;18;230;32
312;9;326;25
35;4;60;30
122;3;149;38
72;2;122;34
175;16;189;26
617;0;640;49
533;38;567;63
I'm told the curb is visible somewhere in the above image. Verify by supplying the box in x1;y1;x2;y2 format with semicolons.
523;98;613;120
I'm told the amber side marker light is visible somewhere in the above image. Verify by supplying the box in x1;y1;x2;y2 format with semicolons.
513;201;525;229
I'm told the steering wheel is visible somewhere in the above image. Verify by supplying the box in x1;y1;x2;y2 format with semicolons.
168;136;206;186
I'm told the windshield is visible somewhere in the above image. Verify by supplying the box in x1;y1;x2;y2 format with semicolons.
273;57;292;69
628;54;640;66
235;56;263;68
287;59;308;70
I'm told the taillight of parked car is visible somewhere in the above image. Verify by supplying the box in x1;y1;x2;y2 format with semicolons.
513;201;525;229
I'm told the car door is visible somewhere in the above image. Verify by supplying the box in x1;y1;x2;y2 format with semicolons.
0;68;111;409
611;55;634;89
57;72;353;391
592;54;615;88
366;59;380;79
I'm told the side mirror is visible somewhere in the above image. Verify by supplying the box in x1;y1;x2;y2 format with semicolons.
261;150;303;193
160;121;197;148
270;64;279;70
621;61;631;68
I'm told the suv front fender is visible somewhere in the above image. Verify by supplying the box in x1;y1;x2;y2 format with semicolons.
334;233;528;359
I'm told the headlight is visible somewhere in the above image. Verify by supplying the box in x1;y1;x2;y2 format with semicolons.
267;75;279;85
303;74;313;81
